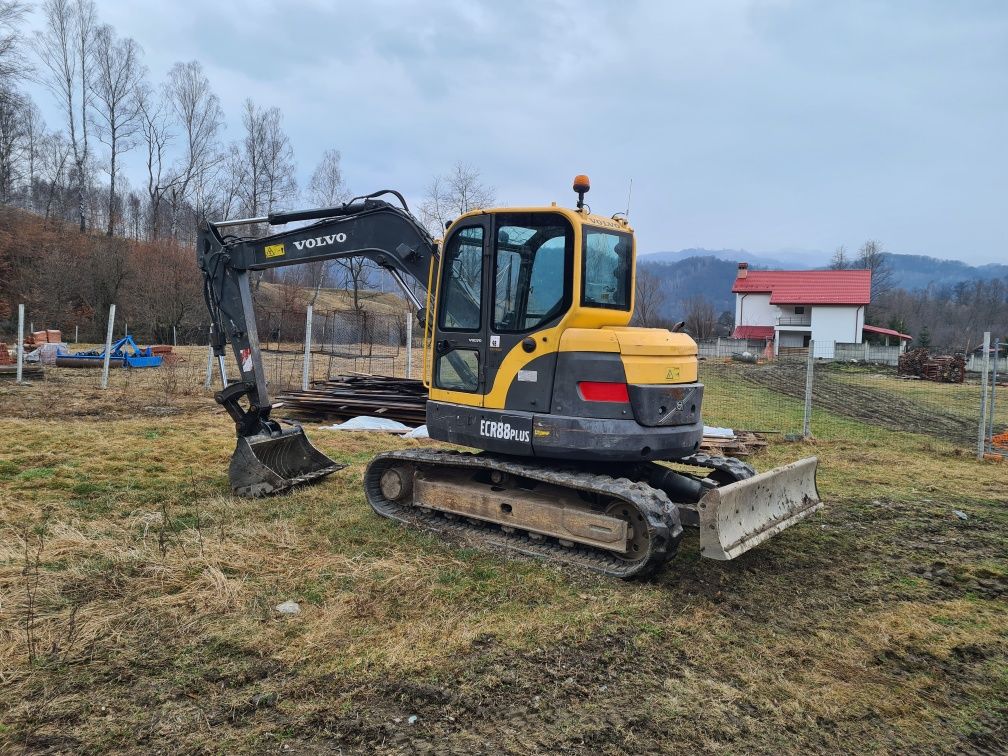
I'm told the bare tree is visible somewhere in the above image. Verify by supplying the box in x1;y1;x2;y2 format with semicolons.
0;85;26;201
35;0;96;232
260;107;296;213
337;256;373;314
857;239;894;300
308;148;349;207
420;161;495;235
232;99;296;220
92;24;143;235
20;97;43;210
684;294;717;340
39;130;71;218
303;148;351;304
164;60;223;234
0;0;29;82
631;267;663;327
136;81;171;238
829;245;850;270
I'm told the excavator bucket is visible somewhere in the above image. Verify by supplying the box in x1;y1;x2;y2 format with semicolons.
228;426;344;497
697;456;822;560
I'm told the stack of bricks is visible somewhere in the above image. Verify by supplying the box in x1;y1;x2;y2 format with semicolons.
25;329;62;347
0;343;12;365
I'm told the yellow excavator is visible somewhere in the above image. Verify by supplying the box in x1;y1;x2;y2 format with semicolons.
197;176;821;578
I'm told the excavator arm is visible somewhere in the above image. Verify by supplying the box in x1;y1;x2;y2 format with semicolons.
197;191;439;495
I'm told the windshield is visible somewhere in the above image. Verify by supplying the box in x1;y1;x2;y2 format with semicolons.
493;214;572;332
582;227;633;310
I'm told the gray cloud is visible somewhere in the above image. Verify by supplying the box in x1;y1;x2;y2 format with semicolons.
22;0;1008;262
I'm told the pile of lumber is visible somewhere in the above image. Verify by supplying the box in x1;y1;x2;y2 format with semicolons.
0;364;43;380
277;374;427;425
699;430;768;457
898;348;966;383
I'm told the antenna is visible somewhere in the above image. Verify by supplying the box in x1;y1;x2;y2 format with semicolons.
624;178;633;220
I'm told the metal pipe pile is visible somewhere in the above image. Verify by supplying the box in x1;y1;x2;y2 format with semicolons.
277;374;428;425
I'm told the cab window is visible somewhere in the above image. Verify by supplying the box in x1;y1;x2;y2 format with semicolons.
582;227;632;310
493;214;572;333
439;226;484;331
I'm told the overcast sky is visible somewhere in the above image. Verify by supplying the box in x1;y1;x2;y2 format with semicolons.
21;0;1008;264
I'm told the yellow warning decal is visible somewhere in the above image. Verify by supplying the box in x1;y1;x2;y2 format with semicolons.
264;243;285;258
666;367;681;380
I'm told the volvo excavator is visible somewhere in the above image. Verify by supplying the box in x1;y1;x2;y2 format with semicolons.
197;176;822;578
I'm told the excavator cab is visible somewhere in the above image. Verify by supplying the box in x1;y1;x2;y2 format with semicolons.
422;202;707;463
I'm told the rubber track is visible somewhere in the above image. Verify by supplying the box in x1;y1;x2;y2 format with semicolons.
676;452;756;482
364;449;684;579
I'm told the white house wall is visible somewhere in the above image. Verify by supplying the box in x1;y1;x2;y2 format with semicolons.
735;293;778;326
809;305;863;357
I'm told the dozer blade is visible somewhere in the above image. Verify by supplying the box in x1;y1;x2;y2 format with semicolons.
228;426;344;497
697;456;822;560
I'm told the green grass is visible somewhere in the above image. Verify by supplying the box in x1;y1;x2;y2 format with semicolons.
0;371;1005;753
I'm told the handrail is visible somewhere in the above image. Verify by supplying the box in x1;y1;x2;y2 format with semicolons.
422;254;436;388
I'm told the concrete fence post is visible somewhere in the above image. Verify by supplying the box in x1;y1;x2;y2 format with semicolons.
802;340;815;438
16;303;24;383
406;311;413;379
101;304;116;390
302;304;314;391
978;331;991;459
173;326;177;347
988;337;1000;452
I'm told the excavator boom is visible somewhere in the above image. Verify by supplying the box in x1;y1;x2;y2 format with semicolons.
198;193;437;495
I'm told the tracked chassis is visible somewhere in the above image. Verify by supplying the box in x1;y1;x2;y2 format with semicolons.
364;449;757;579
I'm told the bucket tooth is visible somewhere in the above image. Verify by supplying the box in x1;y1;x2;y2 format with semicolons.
697;456;822;560
228;426;343;497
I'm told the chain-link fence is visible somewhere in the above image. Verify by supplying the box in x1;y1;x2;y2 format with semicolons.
5;302;1005;460
2;302;416;402
698;338;1006;457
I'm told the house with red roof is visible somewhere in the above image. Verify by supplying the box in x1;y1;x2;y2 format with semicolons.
731;263;881;358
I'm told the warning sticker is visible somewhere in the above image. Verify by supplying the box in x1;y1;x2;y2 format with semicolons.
264;243;285;258
240;348;253;373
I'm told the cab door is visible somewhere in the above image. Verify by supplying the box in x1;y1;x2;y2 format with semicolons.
430;218;490;406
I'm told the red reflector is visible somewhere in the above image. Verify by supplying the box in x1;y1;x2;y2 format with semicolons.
577;381;630;403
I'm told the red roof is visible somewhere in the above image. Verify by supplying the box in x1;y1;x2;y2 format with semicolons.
732;325;775;340
732;269;872;305
863;324;911;341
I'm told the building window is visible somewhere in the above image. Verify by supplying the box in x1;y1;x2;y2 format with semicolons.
794;306;805;314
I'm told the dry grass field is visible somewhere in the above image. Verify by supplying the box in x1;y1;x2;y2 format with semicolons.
1;359;1006;754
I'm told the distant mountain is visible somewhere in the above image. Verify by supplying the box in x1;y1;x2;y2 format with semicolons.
638;249;1008;321
638;255;740;320
642;248;826;270
884;254;1008;291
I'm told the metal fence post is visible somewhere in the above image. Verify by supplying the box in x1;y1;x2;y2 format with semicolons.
989;337;999;451
302;304;313;391
406;311;413;379
802;340;814;438
16;303;24;383
101;304;116;390
977;331;991;459
74;325;78;344
204;344;213;390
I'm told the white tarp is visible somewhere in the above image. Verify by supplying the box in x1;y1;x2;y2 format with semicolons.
403;425;429;439
703;425;735;439
321;416;412;432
